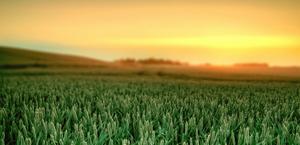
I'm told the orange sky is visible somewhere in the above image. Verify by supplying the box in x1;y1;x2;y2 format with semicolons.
1;0;300;66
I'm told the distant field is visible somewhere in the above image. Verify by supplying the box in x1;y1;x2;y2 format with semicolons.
1;46;300;144
1;46;300;82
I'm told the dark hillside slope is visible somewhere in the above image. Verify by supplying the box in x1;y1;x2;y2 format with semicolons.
0;46;106;68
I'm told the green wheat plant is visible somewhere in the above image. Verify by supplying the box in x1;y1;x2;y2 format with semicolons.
1;75;300;145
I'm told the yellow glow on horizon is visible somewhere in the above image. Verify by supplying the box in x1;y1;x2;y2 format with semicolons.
114;35;300;50
1;1;300;66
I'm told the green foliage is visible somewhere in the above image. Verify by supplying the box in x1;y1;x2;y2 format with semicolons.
1;75;300;145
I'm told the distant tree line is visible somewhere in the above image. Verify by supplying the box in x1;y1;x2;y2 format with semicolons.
115;58;189;66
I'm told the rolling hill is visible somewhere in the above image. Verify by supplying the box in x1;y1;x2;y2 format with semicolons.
0;46;107;68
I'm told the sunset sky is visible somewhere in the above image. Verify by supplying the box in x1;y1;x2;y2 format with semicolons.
1;0;300;66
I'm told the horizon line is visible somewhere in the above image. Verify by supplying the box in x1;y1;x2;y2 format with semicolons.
1;45;300;68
